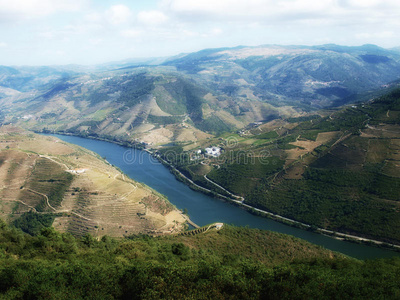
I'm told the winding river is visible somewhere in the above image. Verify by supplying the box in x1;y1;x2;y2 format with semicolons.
47;134;399;259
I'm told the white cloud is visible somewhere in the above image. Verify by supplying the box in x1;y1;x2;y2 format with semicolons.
355;33;372;39
1;0;400;65
37;31;55;39
162;0;330;19
105;5;132;25
210;28;223;36
137;10;168;26
181;29;198;37
341;0;392;8
379;31;395;38
356;31;395;40
161;0;400;24
0;0;85;21
199;27;224;38
121;29;143;38
89;38;103;46
84;12;103;23
161;0;273;18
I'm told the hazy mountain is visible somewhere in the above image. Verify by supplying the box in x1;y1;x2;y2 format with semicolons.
164;44;400;108
2;44;400;145
0;65;81;93
1;69;285;144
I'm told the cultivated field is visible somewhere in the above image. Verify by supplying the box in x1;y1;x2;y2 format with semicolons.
0;126;185;237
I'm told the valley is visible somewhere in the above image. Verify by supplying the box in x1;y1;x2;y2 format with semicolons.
50;133;400;259
2;0;400;296
1;44;400;249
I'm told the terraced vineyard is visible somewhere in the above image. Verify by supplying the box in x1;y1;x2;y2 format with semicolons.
22;158;73;212
0;126;186;237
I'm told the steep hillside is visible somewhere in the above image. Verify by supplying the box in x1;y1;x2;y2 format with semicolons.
246;89;400;244
2;70;284;144
160;88;400;244
0;126;185;237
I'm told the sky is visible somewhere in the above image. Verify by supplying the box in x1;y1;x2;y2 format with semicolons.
0;0;399;66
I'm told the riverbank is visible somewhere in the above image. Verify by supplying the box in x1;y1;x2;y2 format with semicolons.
150;150;400;252
42;131;400;253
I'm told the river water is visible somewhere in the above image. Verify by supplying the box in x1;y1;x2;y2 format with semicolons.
47;134;399;259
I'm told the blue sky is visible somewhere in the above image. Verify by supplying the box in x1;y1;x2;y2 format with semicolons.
0;0;399;66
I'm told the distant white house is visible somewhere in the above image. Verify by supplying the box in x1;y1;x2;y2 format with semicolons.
67;168;88;175
205;147;221;157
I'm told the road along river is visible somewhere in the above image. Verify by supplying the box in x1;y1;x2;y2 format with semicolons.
46;134;400;259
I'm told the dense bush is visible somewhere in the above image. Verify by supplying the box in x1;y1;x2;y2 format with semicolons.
12;211;57;236
0;222;399;299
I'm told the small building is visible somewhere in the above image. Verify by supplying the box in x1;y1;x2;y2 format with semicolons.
214;223;223;230
67;168;88;175
205;146;221;157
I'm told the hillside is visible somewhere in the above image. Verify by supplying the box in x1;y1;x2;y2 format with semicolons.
2;221;400;299
1;44;400;145
0;126;185;237
164;44;400;108
1;70;285;143
161;88;400;245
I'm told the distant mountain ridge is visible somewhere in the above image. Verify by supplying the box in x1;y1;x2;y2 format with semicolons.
164;44;400;107
1;44;400;144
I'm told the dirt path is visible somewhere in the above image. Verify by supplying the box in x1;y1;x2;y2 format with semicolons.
39;155;69;170
26;188;56;211
203;175;244;201
2;199;38;213
24;187;95;223
330;133;352;148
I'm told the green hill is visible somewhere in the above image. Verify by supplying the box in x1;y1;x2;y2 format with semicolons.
245;89;400;244
167;88;400;245
2;220;400;299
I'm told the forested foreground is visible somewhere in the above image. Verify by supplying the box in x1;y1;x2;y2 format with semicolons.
0;219;400;299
